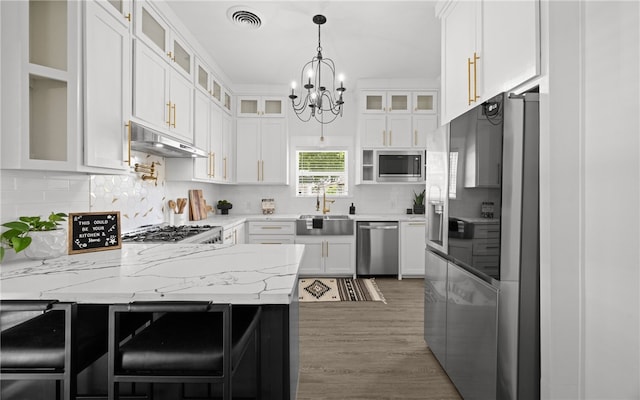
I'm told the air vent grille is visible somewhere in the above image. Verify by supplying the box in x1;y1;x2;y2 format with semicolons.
227;7;262;29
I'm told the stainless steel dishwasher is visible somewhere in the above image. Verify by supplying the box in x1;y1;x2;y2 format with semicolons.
356;221;399;276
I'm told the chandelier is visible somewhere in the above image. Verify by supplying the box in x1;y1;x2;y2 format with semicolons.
289;14;346;124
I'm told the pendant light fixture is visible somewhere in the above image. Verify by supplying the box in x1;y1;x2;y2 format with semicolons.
289;14;346;124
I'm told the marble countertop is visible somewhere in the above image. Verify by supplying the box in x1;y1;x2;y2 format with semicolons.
0;244;305;305
194;213;426;231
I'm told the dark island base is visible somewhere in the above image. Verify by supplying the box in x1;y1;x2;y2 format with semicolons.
1;303;299;400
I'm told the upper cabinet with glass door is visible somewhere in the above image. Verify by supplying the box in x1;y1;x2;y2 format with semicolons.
1;0;81;171
362;92;411;113
237;96;285;118
134;1;193;79
97;0;132;28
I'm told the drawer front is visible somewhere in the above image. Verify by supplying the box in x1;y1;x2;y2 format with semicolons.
472;224;500;239
248;221;295;235
248;235;295;244
472;239;500;255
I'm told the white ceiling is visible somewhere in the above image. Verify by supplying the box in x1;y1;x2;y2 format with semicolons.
165;1;441;88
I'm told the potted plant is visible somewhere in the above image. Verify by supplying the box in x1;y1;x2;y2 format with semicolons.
413;189;426;214
216;200;233;215
1;212;68;262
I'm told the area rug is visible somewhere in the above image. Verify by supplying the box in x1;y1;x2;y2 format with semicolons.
298;278;386;303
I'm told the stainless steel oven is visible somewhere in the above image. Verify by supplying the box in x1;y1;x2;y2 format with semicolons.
376;150;424;182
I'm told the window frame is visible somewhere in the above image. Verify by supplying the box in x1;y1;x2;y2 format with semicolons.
295;149;349;198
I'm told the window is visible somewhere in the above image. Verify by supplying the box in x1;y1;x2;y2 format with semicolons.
296;150;348;197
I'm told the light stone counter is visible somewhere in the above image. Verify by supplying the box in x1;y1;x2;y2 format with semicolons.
0;243;305;305
192;213;426;231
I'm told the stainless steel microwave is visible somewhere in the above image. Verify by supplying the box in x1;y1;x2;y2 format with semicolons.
376;150;424;182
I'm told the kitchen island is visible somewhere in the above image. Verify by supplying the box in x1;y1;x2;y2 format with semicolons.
0;243;305;399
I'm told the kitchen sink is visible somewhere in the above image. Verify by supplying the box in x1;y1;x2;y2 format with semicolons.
296;215;354;235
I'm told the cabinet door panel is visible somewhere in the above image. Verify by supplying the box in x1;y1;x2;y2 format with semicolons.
169;72;194;143
400;221;426;276
133;41;169;128
482;0;539;100
413;115;438;148
261;119;287;184
441;1;479;123
296;238;324;276
361;116;386;147
193;92;210;180
210;105;224;181
387;115;412;147
235;119;261;183
324;238;355;275
84;0;130;170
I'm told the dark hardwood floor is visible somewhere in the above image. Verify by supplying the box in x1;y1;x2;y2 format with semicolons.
298;277;461;400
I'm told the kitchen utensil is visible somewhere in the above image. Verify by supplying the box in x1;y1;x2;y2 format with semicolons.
168;200;177;214
177;198;187;214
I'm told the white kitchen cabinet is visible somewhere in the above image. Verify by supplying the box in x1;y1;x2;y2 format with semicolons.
361;115;412;148
236;118;287;184
83;0;131;171
95;0;132;29
437;0;539;124
1;0;82;171
412;91;437;114
134;0;192;79
237;96;285;117
223;222;245;245
295;236;355;277
247;221;295;244
362;91;411;114
133;40;194;144
412;114;438;149
399;220;426;277
360;91;437;148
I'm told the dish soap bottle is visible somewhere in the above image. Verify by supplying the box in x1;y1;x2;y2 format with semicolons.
349;203;356;215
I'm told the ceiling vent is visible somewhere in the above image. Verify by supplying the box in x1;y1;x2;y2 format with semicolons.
227;7;262;29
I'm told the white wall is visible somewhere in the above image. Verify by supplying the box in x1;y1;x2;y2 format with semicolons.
541;1;640;398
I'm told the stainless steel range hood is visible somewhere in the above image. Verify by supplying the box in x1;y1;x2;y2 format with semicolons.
129;122;207;158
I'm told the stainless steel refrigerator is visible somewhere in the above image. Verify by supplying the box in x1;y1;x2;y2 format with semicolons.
424;91;539;399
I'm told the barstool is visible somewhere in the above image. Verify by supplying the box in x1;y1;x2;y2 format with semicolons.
108;301;261;400
0;300;108;400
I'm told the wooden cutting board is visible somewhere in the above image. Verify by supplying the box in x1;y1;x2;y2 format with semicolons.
188;189;202;221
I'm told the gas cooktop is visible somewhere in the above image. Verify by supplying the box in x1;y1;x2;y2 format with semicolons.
121;224;222;244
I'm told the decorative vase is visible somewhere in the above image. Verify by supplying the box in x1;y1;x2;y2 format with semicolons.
217;204;232;215
413;204;425;215
23;229;68;260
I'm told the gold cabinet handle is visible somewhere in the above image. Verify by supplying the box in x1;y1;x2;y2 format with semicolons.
261;226;282;230
125;13;131;22
414;129;418;146
171;103;176;128
125;121;131;165
166;102;172;126
467;57;472;105
389;130;392;146
208;152;213;177
211;152;215;177
326;241;329;257
167;51;175;62
223;157;227;180
261;160;264;181
257;160;260;181
468;52;481;105
473;52;480;102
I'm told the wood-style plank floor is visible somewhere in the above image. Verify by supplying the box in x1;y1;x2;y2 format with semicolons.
298;277;462;400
